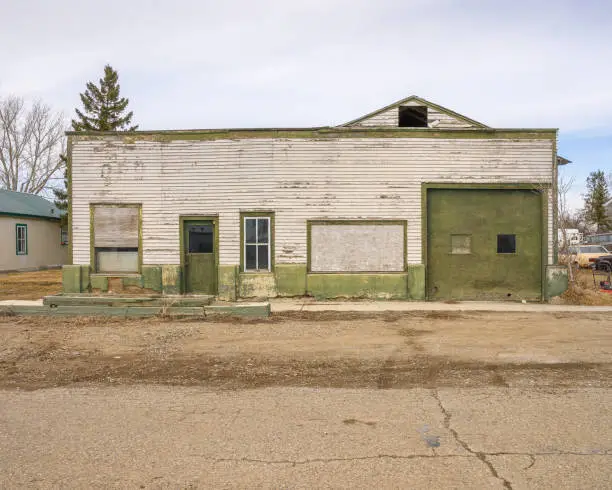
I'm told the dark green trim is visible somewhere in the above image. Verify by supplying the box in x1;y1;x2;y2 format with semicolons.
421;183;550;300
0;212;60;221
179;215;219;294
340;95;489;128
89;203;142;273
15;223;28;255
67;135;73;264
67;128;557;142
306;219;408;273
240;212;275;273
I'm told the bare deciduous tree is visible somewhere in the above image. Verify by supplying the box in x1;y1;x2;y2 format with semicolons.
0;95;65;194
558;174;576;283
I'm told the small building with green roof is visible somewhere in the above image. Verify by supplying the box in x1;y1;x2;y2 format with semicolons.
0;189;68;272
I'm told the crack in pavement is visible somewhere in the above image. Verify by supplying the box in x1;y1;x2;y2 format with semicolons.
201;454;474;466
183;451;610;468
487;451;611;457
432;388;514;490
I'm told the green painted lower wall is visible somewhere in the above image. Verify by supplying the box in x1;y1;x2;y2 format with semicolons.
546;265;569;298
307;273;409;300
66;260;553;302
80;266;91;292
275;264;307;296
142;266;162;292
407;264;426;300
218;265;238;301
62;264;170;294
239;273;277;298
90;275;108;292
162;265;181;295
62;265;81;293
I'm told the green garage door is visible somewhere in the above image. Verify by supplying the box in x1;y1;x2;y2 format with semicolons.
427;188;543;301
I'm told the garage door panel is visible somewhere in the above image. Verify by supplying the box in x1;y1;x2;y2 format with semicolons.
427;189;542;301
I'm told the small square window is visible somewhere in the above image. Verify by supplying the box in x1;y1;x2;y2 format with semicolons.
187;224;213;253
451;234;471;254
497;234;516;254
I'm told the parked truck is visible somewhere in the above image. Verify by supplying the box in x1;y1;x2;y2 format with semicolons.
558;228;583;249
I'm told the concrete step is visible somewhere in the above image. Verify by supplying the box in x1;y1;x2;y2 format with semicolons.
43;294;215;308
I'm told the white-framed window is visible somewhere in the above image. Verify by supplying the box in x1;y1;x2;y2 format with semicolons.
16;224;28;255
243;216;271;271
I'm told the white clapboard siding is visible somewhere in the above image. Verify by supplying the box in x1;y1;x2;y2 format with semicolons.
71;137;554;267
348;100;476;129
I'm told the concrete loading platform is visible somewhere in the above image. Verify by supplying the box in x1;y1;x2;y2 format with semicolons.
0;294;270;318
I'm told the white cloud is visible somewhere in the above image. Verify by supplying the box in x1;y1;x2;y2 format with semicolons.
1;0;611;133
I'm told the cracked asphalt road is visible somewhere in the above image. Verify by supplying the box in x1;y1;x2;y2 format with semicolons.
1;312;611;488
1;386;610;489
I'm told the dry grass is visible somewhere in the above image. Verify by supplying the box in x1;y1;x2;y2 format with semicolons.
560;268;612;306
0;269;63;300
1;311;611;390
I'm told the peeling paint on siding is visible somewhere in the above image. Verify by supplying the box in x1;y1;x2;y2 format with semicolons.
349;100;476;129
71;136;555;267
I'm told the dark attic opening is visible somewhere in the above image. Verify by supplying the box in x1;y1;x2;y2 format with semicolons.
398;105;428;127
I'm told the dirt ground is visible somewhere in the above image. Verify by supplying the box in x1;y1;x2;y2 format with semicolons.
560;267;612;305
0;269;62;300
1;311;610;390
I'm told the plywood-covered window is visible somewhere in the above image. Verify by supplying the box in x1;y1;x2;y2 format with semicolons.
92;204;140;273
309;221;406;272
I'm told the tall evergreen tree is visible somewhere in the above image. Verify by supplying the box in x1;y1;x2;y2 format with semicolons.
54;65;138;234
583;170;611;232
53;161;68;228
71;64;138;131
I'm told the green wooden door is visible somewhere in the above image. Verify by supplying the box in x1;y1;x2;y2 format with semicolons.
427;189;542;301
184;221;217;294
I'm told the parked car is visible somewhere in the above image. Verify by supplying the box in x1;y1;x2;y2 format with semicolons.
592;254;612;272
563;245;610;268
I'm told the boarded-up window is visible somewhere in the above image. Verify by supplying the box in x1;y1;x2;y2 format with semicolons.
451;234;471;254
309;222;405;272
93;205;140;273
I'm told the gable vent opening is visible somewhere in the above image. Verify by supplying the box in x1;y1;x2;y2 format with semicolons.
398;105;428;127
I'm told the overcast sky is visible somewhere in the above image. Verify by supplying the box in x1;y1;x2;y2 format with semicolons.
2;0;611;209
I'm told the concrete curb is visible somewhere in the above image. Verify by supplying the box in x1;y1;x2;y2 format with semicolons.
269;299;612;313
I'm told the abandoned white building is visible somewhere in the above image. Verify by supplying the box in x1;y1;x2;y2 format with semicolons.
63;95;568;301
